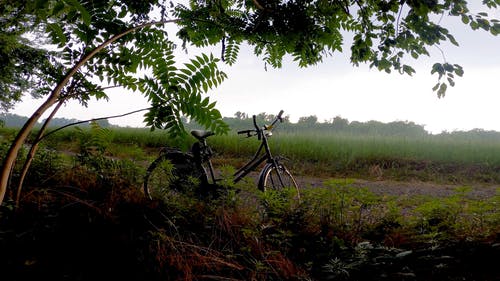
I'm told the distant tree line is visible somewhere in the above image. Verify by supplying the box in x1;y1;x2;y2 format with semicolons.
4;112;500;140
0;113;111;129
213;112;429;138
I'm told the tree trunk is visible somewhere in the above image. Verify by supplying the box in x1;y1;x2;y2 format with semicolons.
15;99;64;207
0;95;60;205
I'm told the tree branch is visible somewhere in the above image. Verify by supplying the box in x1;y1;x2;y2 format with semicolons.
39;107;153;141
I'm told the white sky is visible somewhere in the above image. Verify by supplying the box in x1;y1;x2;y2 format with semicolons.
12;5;500;134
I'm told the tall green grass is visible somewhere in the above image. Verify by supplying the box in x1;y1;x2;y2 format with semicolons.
207;132;500;166
4;126;500;165
4;126;500;182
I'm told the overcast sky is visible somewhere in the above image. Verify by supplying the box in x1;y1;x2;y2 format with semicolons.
12;5;500;134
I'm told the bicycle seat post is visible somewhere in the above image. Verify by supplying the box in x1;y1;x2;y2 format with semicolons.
190;130;217;184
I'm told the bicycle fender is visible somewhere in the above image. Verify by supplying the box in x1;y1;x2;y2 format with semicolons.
257;163;274;192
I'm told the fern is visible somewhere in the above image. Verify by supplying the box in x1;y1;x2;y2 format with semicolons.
75;121;112;155
136;28;229;139
222;37;240;65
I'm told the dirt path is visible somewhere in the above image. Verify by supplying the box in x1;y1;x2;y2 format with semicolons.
295;175;499;199
227;168;498;199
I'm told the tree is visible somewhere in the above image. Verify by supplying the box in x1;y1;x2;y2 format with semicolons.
234;111;248;120
298;115;319;126
0;0;228;205
0;1;58;112
331;116;349;130
1;0;499;206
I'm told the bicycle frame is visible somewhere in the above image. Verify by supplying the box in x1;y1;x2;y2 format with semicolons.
197;111;286;186
232;132;273;183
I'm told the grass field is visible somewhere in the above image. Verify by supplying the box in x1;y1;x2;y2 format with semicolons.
9;124;500;183
4;125;500;183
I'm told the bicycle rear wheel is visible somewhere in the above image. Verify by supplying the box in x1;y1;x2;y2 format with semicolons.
143;150;207;199
258;162;299;196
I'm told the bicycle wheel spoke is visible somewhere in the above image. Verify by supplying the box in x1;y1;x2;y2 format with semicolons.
260;163;299;198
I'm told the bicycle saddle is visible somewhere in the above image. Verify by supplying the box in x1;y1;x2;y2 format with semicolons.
191;130;215;140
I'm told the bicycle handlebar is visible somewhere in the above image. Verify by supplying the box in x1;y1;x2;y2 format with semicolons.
237;129;255;138
252;115;259;130
238;110;285;140
271;109;284;127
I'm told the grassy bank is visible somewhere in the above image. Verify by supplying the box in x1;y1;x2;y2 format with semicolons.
1;125;500;280
0;167;498;280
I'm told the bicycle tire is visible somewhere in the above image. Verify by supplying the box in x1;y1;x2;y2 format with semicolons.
258;161;300;196
143;150;207;199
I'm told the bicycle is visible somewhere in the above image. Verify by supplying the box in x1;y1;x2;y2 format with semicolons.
143;110;299;199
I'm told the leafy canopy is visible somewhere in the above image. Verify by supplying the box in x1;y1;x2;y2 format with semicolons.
1;0;499;137
0;0;229;139
176;0;500;97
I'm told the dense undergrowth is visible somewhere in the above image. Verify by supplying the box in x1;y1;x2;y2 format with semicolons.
1;124;500;280
1;135;500;280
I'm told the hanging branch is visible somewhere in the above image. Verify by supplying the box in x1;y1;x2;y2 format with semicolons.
40;107;153;141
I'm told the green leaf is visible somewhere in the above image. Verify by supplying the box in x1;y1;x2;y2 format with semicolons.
447;77;455;87
490;23;500;36
431;63;443;76
443;63;454;72
432;82;440;91
185;63;197;72
454;66;464;77
437;83;447;98
461;15;470;24
52;1;65;15
201;97;209;107
403;65;415;76
47;23;67;46
118;6;127;18
64;0;91;26
191;58;201;68
179;68;192;76
446;34;459;46
470;21;480;30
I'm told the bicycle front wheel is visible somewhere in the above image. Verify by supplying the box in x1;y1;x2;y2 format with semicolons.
258;162;299;196
143;150;207;199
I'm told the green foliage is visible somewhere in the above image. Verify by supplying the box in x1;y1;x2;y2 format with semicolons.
25;146;66;186
2;0;499;143
431;63;464;98
2;139;500;280
259;187;301;220
175;0;499;96
8;116;500;185
75;121;112;155
1;0;229;139
298;179;381;239
0;1;61;111
141;51;229;139
410;186;500;240
72;121;141;182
